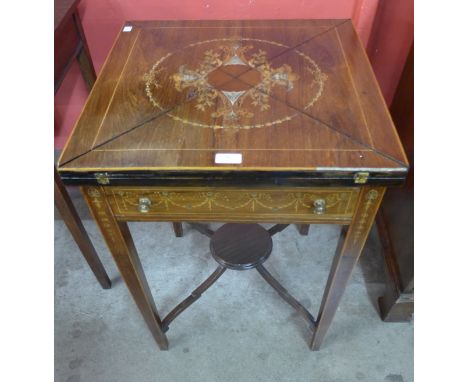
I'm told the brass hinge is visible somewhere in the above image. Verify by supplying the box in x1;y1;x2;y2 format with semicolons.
94;172;110;185
353;172;369;184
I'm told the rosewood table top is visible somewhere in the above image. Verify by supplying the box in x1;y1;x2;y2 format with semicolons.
57;19;408;186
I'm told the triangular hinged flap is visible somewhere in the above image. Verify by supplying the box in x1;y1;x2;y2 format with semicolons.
58;20;408;178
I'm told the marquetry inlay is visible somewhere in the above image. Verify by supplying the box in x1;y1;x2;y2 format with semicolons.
351;189;380;246
144;38;327;129
105;187;358;220
84;187;117;244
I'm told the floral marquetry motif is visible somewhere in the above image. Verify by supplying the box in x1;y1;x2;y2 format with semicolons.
82;186;118;244
144;38;327;129
349;187;385;247
105;187;359;223
58;20;409;176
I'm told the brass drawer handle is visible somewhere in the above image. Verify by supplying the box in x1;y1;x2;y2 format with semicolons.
138;197;151;213
313;199;326;214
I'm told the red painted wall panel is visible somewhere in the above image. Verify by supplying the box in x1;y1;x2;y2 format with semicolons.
54;0;413;148
367;0;414;104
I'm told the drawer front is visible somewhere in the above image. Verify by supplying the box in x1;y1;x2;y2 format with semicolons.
104;187;359;223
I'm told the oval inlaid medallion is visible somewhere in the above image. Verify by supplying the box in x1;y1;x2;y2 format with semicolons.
144;38;327;129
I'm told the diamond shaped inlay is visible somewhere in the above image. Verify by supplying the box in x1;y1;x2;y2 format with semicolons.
207;64;262;92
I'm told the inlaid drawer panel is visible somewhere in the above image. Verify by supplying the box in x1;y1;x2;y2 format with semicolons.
103;187;359;223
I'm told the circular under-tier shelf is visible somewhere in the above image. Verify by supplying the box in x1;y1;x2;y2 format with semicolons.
209;223;272;270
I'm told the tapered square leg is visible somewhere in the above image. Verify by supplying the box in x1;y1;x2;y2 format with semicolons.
299;224;310;236
172;222;183;237
54;168;111;289
83;186;169;350
310;187;385;350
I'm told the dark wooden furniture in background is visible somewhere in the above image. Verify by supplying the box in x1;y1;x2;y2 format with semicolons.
54;0;96;92
57;20;408;350
377;45;414;322
54;2;181;288
54;0;111;289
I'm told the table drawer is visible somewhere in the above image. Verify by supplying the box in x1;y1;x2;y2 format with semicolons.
103;187;359;223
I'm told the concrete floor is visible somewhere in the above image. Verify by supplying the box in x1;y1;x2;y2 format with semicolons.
54;188;413;382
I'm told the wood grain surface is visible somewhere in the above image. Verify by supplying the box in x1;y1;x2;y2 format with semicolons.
57;19;408;185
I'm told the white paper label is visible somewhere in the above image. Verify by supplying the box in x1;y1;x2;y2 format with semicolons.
122;25;133;32
215;153;242;164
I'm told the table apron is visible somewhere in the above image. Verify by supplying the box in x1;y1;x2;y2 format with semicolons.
100;186;359;224
114;215;352;224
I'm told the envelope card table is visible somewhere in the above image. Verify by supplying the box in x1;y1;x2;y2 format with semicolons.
57;19;408;350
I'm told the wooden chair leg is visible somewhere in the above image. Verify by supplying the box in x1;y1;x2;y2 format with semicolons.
309;187;385;350
54;168;111;289
172;222;183;237
83;186;169;350
73;12;97;91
